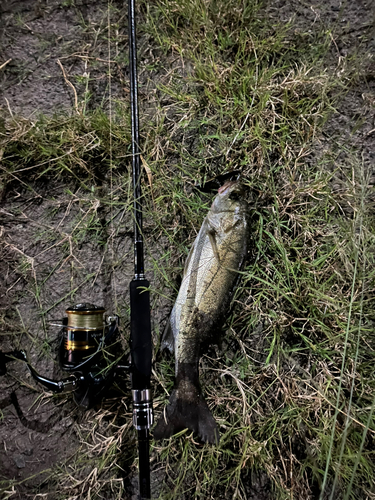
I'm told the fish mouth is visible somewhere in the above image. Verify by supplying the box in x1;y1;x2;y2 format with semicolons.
217;180;243;195
194;171;241;193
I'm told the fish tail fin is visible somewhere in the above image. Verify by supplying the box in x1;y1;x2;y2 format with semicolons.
153;379;219;444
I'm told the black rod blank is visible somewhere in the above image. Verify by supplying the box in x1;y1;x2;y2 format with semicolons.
128;1;153;499
128;0;144;280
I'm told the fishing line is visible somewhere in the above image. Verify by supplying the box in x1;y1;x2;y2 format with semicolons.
320;202;364;500
330;170;369;499
329;233;364;500
344;388;375;499
107;1;118;311
320;264;359;499
336;252;366;500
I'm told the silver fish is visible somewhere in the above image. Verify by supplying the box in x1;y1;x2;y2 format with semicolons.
154;180;249;444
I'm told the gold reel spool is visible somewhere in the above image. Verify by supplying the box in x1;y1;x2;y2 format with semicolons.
63;303;105;356
66;307;105;331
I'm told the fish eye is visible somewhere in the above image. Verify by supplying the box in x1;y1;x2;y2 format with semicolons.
229;192;240;201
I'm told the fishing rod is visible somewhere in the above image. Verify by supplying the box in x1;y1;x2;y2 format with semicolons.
128;0;154;497
0;2;153;498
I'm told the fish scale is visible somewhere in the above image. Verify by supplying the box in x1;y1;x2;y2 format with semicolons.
154;180;249;444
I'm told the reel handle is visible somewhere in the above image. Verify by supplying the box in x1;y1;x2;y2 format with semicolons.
1;350;78;393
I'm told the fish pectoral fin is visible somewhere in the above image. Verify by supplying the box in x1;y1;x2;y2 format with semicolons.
208;229;220;264
161;319;175;354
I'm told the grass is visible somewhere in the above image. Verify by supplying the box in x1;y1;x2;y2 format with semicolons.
0;0;374;499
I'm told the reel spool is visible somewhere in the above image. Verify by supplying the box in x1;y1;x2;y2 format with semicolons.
60;303;106;371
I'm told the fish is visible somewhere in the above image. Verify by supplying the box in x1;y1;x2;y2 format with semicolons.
153;180;249;444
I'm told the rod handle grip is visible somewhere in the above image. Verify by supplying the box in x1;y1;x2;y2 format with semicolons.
130;279;152;388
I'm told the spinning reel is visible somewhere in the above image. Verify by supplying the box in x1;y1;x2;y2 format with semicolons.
1;302;129;409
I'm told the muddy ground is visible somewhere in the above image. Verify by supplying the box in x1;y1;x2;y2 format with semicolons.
0;0;374;499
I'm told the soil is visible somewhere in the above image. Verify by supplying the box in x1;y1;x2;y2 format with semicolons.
0;0;374;499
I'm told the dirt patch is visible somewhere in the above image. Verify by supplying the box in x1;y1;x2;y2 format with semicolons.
0;0;128;116
0;388;76;485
